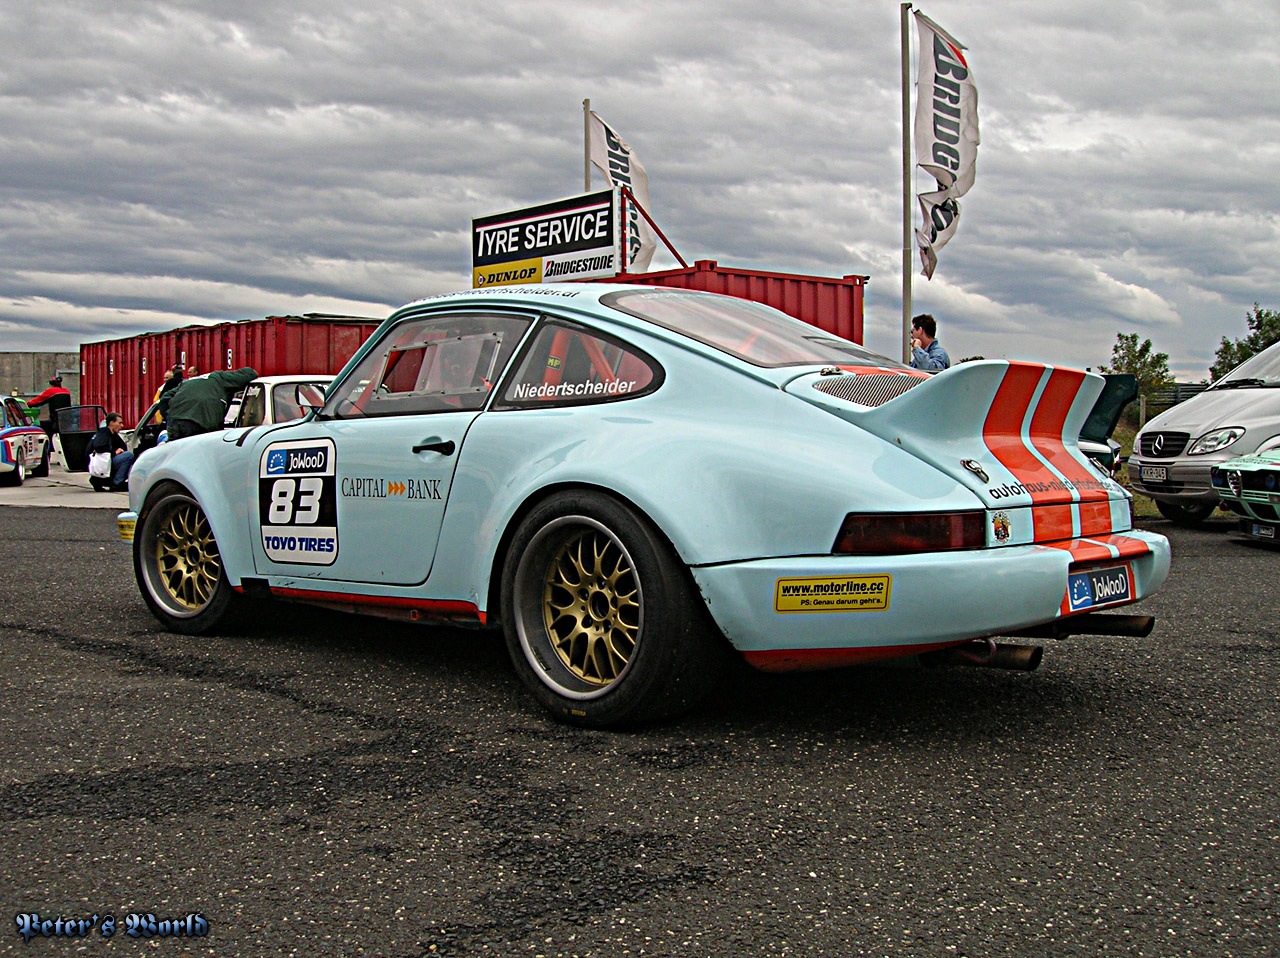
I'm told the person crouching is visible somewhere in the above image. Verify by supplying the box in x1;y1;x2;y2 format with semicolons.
86;413;134;492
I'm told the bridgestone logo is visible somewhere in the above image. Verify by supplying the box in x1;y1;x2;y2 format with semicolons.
510;380;637;400
545;254;615;278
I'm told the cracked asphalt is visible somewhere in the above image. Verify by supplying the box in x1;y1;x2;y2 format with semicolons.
1;506;1276;956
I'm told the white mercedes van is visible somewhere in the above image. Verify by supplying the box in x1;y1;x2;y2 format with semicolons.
1128;340;1280;526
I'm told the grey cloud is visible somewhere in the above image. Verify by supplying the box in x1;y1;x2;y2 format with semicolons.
0;0;1276;382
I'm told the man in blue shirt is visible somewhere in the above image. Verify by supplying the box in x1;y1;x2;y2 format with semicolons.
910;314;951;371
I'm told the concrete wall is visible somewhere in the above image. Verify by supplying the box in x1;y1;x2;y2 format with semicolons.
0;352;81;403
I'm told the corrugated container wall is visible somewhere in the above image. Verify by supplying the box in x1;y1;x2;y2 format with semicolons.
610;260;866;344
81;268;864;425
81;314;382;424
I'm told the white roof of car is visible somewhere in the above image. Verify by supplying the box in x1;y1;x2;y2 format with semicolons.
249;374;335;385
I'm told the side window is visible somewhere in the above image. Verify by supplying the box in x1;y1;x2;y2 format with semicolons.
496;322;661;409
237;384;267;428
272;383;311;423
5;399;31;427
325;313;532;419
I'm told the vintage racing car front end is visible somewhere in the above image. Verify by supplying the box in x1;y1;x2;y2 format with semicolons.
1211;453;1280;543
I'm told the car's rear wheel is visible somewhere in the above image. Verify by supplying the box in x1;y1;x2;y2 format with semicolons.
501;490;722;727
31;443;50;478
134;484;241;634
1156;499;1217;527
1;450;25;486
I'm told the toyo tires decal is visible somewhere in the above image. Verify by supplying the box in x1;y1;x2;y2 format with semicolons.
259;438;338;565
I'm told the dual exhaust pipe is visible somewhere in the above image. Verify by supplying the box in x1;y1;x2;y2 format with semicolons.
921;613;1156;672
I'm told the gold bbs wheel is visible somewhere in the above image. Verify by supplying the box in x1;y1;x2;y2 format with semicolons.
135;487;238;633
153;500;221;611
539;520;641;687
502;491;722;727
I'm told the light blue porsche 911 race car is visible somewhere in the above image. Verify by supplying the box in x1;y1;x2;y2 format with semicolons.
119;285;1171;725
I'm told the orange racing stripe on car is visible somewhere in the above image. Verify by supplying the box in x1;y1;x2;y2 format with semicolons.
1040;533;1153;565
982;363;1057;523
1035;503;1076;541
1029;368;1110;504
984;364;1119;541
1078;500;1116;534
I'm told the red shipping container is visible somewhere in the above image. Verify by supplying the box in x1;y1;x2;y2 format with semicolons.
607;260;866;344
80;267;865;426
80;314;383;426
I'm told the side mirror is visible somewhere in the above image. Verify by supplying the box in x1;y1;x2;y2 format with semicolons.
295;383;326;411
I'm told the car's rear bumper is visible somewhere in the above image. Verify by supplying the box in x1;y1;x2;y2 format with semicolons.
691;529;1171;668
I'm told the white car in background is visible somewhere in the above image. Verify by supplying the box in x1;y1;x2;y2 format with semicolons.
128;374;334;456
1129;341;1280;526
222;374;336;429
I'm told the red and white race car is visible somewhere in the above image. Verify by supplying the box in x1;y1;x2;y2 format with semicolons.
1;396;51;485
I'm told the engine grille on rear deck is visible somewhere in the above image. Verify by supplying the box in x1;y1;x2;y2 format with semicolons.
811;373;926;407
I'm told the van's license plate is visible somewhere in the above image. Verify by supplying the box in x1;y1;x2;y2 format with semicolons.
1140;465;1167;482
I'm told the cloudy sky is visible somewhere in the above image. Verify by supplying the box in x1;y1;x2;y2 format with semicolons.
2;0;1277;380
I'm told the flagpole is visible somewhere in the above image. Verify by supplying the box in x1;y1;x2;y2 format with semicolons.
901;2;914;364
583;99;591;192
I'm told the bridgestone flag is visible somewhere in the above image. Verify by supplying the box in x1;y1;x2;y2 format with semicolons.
587;111;657;273
913;12;979;279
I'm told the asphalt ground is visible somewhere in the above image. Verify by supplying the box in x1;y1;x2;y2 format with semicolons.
0;504;1275;957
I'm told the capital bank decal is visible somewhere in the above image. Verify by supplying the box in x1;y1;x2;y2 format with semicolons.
341;477;444;500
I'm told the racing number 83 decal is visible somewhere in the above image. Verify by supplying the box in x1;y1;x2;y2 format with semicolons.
259;438;338;565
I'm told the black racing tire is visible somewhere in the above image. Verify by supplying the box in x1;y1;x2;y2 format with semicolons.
31;442;50;478
1156;499;1217;527
1;450;25;486
501;490;724;727
133;483;242;634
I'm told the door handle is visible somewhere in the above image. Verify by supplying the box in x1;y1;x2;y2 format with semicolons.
412;439;455;456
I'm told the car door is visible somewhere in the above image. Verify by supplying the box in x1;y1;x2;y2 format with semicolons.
249;310;533;587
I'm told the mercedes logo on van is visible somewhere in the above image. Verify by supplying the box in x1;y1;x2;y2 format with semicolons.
1153;434;1165;455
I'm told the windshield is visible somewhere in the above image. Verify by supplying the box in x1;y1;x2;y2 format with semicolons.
602;289;902;368
1216;340;1280;386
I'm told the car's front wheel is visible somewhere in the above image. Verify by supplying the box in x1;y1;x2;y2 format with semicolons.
1155;499;1217;527
31;443;50;478
501;491;722;727
134;484;241;634
0;450;25;486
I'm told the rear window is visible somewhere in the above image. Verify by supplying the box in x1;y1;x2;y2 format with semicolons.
601;288;900;368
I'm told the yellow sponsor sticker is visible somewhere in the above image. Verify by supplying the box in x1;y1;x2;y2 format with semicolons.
472;257;543;288
774;574;892;613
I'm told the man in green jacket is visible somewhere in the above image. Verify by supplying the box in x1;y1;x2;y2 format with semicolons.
159;367;258;440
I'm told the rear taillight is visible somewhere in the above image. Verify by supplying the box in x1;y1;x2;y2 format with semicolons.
833;511;985;554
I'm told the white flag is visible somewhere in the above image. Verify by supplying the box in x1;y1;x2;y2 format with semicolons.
587;111;657;273
913;12;979;278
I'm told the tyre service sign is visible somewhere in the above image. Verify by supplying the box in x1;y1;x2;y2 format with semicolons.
259;438;339;565
472;189;621;288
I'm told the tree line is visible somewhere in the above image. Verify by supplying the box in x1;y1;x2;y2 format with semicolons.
1101;303;1280;401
